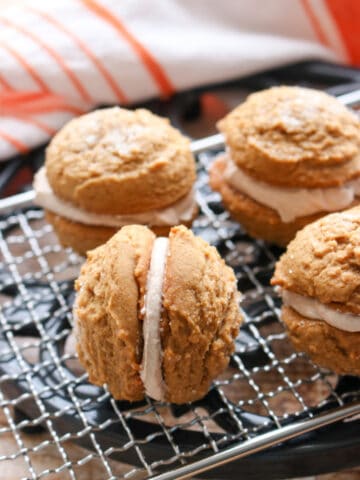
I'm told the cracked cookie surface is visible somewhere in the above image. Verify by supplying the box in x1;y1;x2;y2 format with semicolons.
75;225;243;403
46;107;196;214
271;207;360;375
218;86;360;188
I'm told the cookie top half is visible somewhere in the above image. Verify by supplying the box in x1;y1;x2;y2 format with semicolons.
218;86;360;188
46;107;196;215
272;206;360;313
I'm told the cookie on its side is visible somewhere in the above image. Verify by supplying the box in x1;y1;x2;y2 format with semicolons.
34;107;197;255
271;206;360;375
75;225;242;403
210;86;360;246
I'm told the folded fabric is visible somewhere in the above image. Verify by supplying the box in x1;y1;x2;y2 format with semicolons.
0;0;357;160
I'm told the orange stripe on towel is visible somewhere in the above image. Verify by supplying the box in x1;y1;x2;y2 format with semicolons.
300;0;331;48
0;130;29;154
0;42;49;92
324;0;360;65
81;0;175;97
28;6;128;103
12;114;57;136
0;74;12;91
0;16;92;104
0;91;85;116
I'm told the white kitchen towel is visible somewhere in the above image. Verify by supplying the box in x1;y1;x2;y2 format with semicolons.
0;0;357;160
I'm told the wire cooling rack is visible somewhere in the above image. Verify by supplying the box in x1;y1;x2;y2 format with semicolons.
0;136;359;480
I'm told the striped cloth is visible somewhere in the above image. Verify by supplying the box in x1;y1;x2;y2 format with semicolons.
0;0;358;161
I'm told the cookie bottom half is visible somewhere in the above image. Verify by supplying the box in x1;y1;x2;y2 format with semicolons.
209;156;360;247
282;306;360;375
46;209;198;255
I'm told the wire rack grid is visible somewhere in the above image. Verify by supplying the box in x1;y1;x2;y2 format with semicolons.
0;146;359;480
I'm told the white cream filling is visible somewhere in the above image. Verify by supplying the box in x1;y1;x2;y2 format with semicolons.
282;289;360;332
223;156;360;223
140;237;169;401
33;167;196;227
